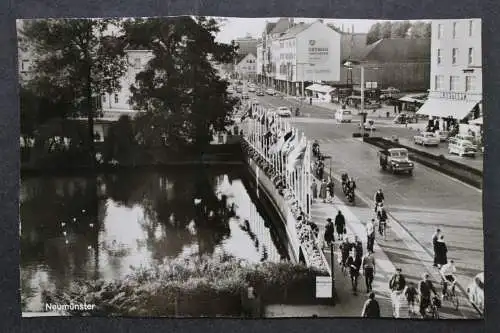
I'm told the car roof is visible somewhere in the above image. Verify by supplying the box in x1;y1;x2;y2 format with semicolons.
388;148;407;153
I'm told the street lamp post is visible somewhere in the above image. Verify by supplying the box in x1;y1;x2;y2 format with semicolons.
344;60;366;136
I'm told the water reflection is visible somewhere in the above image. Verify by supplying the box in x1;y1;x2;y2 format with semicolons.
20;167;289;311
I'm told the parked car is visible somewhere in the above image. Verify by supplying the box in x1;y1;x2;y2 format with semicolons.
248;86;256;93
241;93;249;99
414;132;440;146
448;137;477;157
277;106;292;117
256;90;265;96
393;113;417;124
437;130;450;142
236;86;243;93
359;119;376;131
266;88;275;96
378;148;414;175
467;272;484;313
335;110;353;123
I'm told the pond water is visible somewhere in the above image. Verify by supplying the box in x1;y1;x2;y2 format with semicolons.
20;166;290;312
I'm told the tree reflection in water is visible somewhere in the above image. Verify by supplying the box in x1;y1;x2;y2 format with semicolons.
20;166;288;312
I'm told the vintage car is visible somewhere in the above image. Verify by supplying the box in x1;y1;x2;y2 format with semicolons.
277;106;292;117
437;130;450;142
266;88;276;95
414;131;440;146
448;137;477;157
378;148;414;175
467;272;484;313
256;90;265;96
241;92;250;99
335;110;353;123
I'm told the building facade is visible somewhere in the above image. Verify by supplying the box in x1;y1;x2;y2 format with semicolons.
417;19;482;125
256;19;341;96
234;53;257;80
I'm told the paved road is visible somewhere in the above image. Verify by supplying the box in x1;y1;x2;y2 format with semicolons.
243;89;484;318
248;91;483;171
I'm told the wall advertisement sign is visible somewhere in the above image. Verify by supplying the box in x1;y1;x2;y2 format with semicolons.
308;39;329;65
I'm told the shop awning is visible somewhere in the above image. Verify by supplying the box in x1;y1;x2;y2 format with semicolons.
470;117;483;125
399;94;427;103
416;98;479;119
306;84;335;94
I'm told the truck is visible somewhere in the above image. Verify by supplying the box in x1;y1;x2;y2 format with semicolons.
378;148;414;175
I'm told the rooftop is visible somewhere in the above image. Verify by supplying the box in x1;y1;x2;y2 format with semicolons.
356;38;431;63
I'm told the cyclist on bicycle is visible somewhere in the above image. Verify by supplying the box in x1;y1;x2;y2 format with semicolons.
440;260;457;297
404;282;419;315
341;172;349;194
418;273;438;318
374;189;384;212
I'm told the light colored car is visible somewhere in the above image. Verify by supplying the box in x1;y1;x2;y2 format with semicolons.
241;93;249;99
414;132;440;146
448;137;477;157
277;106;292;117
266;88;275;95
467;272;484;313
256;90;264;96
359;119;376;131
236;86;243;93
335;110;353;123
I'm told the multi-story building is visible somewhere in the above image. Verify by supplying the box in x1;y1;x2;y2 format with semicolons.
416;19;482;126
234;53;257;80
256;18;341;96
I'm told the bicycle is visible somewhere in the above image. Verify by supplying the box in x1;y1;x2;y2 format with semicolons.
441;278;460;310
427;296;441;319
378;220;387;241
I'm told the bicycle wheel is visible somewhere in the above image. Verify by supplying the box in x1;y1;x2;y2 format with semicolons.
452;292;459;310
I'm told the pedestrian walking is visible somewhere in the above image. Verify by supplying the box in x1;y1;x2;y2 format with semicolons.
432;228;442;267
366;219;376;253
435;235;448;267
389;268;406;318
362;250;376;293
361;292;380;318
339;238;351;273
347;251;362;293
319;179;327;203
323;218;335;248
327;177;334;203
354;235;363;260
311;179;318;201
334;210;346;241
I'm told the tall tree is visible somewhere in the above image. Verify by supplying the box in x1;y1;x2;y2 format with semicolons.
380;22;392;39
409;21;432;38
123;16;239;150
391;21;412;38
19;19;127;166
366;22;382;45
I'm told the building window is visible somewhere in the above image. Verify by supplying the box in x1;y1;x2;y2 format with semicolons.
469;20;473;37
449;76;460;91
468;48;474;65
114;94;119;104
437;24;444;39
452;22;457;38
437;49;442;64
452;48;459;65
435;75;444;90
465;76;477;92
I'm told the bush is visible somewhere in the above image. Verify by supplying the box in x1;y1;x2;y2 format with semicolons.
42;254;322;317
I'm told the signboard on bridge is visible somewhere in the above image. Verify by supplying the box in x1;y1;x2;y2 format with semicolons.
315;276;333;298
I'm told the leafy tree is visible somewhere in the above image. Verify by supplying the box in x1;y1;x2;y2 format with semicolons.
103;115;136;163
123;16;239;151
19;19;128;166
380;22;392;39
366;22;382;45
391;21;411;38
409;21;432;38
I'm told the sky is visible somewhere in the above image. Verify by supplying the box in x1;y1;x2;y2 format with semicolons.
213;17;400;43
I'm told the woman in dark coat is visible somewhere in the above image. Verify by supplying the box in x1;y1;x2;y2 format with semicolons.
319;179;328;203
311;179;318;200
435;235;448;267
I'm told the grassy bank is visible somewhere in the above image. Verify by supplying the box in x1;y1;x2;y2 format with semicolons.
41;254;327;317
